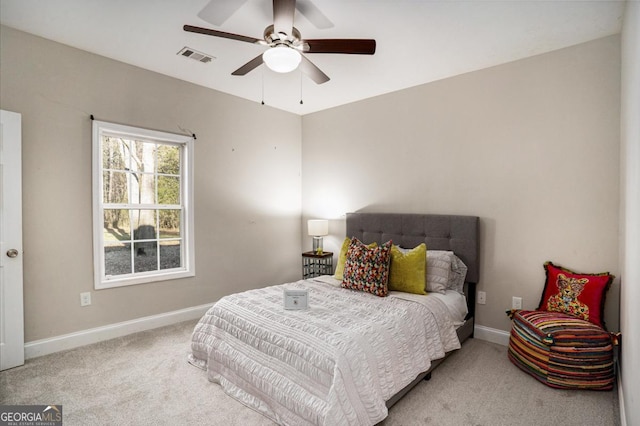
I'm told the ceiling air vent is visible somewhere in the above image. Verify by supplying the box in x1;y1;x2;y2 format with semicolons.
177;46;215;63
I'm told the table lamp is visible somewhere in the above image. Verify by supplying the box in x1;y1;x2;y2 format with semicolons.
307;219;328;254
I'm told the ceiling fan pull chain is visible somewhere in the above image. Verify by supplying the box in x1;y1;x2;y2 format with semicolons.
261;68;265;105
300;70;304;105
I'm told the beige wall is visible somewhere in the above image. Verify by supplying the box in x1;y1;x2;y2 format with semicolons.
302;35;621;333
620;2;640;424
0;26;303;342
0;24;624;349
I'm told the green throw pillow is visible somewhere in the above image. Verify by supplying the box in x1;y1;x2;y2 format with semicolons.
333;237;351;280
388;244;427;295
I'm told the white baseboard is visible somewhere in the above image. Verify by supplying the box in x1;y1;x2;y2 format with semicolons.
24;303;213;360
474;324;510;346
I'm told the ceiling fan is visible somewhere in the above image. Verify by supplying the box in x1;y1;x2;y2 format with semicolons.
184;0;376;84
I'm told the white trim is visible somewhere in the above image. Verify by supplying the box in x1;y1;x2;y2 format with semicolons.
24;303;213;359
474;324;510;346
618;368;627;426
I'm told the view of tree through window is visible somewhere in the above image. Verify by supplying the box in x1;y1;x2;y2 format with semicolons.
101;136;183;277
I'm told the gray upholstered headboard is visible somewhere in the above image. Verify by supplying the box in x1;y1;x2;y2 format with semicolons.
345;212;480;284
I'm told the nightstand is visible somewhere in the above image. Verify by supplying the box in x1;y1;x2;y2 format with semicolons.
302;251;333;279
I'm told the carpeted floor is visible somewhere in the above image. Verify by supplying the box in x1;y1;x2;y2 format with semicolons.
0;320;619;426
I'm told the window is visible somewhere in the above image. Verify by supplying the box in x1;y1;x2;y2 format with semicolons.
92;120;194;289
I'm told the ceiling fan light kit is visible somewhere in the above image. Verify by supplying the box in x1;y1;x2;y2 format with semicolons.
184;0;375;85
263;46;301;73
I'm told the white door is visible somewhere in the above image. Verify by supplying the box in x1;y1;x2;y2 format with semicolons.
0;109;24;370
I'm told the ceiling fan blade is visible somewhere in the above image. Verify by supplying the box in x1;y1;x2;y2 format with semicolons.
296;0;333;29
197;0;331;30
299;55;329;84
303;39;376;55
197;0;247;26
184;25;262;44
231;54;264;76
273;0;296;37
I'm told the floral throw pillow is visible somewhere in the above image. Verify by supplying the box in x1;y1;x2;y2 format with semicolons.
342;238;392;297
537;261;614;329
333;237;377;281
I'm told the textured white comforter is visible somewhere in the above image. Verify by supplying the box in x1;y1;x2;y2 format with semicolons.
189;277;461;426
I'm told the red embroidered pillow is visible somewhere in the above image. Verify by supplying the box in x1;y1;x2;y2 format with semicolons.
342;238;392;297
537;261;613;328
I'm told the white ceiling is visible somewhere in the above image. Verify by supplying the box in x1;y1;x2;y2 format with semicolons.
0;0;625;115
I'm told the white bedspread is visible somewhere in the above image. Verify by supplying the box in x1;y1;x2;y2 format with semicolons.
189;277;461;426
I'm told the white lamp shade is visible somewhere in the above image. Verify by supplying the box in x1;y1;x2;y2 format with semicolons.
262;46;302;73
307;219;328;236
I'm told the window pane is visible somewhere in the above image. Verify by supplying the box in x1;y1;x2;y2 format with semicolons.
103;171;129;204
158;175;180;205
159;210;180;238
132;210;157;240
131;172;156;204
105;242;132;276
102;137;127;170
134;242;158;272
158;145;180;175
160;240;181;270
103;209;131;241
131;140;157;173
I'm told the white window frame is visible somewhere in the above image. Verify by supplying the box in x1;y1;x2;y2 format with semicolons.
92;120;195;289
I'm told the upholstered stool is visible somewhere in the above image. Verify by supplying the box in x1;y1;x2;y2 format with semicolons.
508;310;614;390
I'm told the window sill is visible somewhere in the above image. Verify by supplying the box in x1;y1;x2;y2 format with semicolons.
95;269;195;290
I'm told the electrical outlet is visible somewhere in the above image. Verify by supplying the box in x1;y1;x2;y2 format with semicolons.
477;291;486;305
80;292;91;307
512;296;523;310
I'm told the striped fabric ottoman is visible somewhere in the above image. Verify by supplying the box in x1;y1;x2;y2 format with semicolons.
507;310;614;390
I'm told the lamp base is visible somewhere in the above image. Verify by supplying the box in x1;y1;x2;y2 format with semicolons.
312;236;323;254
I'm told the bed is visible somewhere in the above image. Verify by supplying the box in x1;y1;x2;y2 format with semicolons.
189;212;480;425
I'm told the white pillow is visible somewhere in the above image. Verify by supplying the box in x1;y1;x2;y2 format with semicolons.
426;250;452;294
399;248;469;294
448;255;468;294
